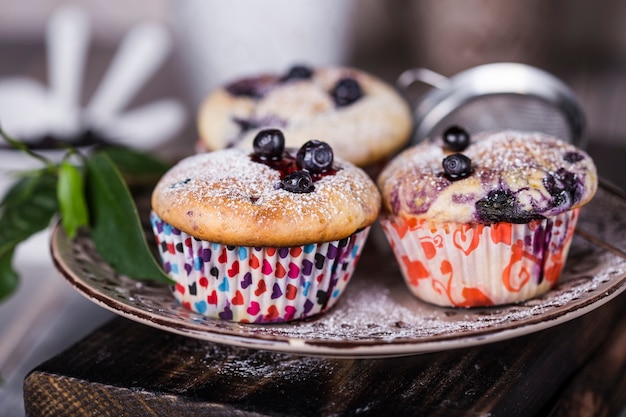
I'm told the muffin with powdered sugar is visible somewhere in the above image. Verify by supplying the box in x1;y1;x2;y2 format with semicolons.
197;65;412;169
151;128;380;322
377;128;598;307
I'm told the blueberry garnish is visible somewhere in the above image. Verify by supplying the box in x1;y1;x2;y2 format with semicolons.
331;77;362;107
169;178;192;189
281;65;313;82
281;171;315;193
233;117;260;133
253;129;285;160
225;78;262;98
297;140;334;173
563;151;584;163
442;154;472;181
443;126;471;152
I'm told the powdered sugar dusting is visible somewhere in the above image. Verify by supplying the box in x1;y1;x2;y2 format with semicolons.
200;66;412;167
252;237;625;343
157;149;370;209
379;130;598;223
152;148;379;244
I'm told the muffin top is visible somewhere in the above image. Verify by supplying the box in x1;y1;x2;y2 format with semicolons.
377;129;598;224
152;135;380;246
197;65;412;167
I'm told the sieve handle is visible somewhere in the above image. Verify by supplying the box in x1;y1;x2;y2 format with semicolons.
396;68;450;93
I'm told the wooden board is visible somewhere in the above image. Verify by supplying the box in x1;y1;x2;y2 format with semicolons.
23;289;626;417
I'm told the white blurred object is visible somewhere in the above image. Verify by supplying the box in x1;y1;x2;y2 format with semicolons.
0;5;186;148
104;99;187;150
85;22;174;142
0;77;51;141
46;6;91;139
171;0;357;107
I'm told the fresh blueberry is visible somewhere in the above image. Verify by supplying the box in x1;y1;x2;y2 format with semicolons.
281;171;315;193
297;140;334;173
443;126;471;152
281;65;313;82
442;154;472;180
253;129;285;160
331;77;362;107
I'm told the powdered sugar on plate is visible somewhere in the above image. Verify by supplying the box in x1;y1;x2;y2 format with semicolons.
257;236;625;343
53;223;626;357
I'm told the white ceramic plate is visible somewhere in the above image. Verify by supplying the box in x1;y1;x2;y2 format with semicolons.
51;184;626;358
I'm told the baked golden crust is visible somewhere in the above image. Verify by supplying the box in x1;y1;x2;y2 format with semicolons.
378;130;598;224
152;148;381;246
197;67;412;167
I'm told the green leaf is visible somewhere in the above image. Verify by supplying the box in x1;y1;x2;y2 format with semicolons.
98;146;170;181
57;162;89;238
0;173;59;300
0;173;59;259
85;152;172;284
0;247;19;302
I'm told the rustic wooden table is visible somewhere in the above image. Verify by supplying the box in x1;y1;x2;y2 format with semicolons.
22;291;626;417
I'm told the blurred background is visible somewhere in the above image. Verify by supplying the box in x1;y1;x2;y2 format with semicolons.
1;0;626;154
0;1;625;415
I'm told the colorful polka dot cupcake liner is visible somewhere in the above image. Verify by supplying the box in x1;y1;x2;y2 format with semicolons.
150;212;370;323
380;208;580;308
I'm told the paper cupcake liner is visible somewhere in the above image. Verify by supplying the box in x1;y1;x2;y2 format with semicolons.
150;212;370;323
380;209;580;307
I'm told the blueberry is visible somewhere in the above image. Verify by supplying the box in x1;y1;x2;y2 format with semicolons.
563;151;584;163
475;189;544;224
225;78;262;98
281;65;313;82
443;126;471;152
233;117;259;133
331;78;362;107
442;154;472;180
281;171;315;193
543;168;581;207
253;129;285;160
297;140;334;173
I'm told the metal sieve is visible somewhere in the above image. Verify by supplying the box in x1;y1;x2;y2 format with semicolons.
397;62;587;149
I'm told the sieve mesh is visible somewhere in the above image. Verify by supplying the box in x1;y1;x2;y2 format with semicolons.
427;94;573;142
400;64;586;148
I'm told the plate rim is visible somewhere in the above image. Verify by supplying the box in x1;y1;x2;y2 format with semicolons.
51;225;626;358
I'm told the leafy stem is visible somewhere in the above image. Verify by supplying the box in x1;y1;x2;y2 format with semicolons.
0;126;173;302
0;127;57;172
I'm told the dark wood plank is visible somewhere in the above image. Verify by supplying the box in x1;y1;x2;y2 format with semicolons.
542;305;626;417
23;289;626;417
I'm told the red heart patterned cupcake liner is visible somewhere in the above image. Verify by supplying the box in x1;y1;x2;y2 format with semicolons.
380;209;580;307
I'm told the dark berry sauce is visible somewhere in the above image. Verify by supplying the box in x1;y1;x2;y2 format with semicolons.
475;189;545;224
542;168;582;208
251;152;338;180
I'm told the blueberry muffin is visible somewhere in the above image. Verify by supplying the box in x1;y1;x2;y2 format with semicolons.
151;129;380;322
197;65;413;168
377;128;598;307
